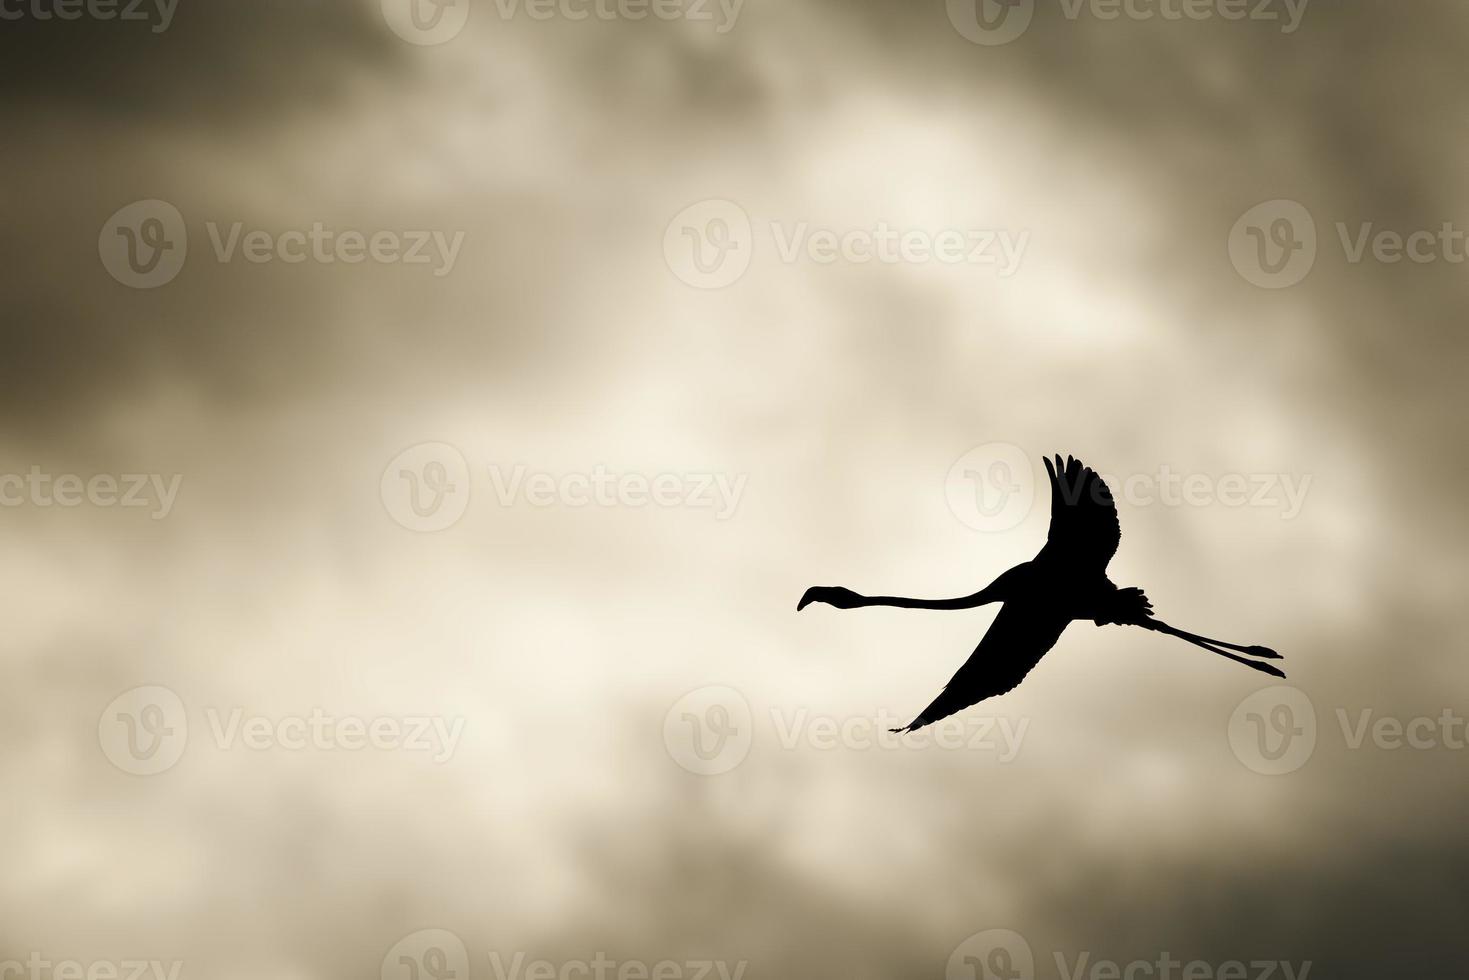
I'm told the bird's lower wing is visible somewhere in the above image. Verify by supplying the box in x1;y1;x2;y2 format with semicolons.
892;601;1071;734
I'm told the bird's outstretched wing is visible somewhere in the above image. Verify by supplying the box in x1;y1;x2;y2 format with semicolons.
1037;454;1120;573
891;600;1071;734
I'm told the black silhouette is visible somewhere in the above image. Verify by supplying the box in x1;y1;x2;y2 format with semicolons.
798;455;1283;734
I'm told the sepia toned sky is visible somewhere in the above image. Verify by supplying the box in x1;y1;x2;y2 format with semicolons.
3;1;1468;977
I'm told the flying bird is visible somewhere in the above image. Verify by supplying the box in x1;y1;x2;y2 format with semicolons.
797;455;1284;734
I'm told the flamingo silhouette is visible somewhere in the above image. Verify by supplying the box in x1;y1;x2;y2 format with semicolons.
798;455;1284;734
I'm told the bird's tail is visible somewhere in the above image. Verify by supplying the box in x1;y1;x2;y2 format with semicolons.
1094;586;1154;626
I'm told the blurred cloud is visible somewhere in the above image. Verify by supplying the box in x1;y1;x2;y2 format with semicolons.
2;1;1467;978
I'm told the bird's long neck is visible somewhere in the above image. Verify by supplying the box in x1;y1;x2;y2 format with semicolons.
854;588;998;611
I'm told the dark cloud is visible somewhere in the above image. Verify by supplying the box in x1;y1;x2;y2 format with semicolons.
0;0;400;122
3;1;1467;976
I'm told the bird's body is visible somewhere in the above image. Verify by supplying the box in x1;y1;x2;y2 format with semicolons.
986;560;1143;625
798;454;1283;733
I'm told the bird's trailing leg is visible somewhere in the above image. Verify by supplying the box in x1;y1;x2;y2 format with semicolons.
1140;618;1286;678
1151;621;1281;660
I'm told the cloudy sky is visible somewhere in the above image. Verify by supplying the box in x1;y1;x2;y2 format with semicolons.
2;1;1467;977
